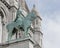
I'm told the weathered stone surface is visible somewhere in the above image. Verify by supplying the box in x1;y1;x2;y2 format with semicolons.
0;0;43;48
0;37;34;48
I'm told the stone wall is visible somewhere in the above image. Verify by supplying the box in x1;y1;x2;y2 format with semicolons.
0;0;43;48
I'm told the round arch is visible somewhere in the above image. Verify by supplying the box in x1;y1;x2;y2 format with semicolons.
0;1;10;43
0;1;9;23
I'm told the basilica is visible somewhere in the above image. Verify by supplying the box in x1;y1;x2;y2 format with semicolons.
0;0;43;48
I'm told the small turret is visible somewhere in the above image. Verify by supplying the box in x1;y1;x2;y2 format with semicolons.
31;5;39;17
31;5;42;19
31;4;42;31
31;5;43;48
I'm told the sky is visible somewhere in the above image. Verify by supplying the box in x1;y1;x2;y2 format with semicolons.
26;0;60;48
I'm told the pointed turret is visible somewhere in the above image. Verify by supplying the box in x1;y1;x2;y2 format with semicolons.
19;0;29;13
31;4;42;30
31;5;43;48
31;4;42;20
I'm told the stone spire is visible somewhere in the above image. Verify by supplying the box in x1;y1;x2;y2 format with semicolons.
31;5;43;48
31;4;42;30
31;4;40;18
18;0;29;12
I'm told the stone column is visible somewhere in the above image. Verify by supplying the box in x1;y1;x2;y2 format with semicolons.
0;15;2;43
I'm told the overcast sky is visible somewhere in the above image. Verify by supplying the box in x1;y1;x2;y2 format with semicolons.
26;0;60;48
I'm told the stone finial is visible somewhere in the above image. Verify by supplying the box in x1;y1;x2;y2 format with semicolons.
31;4;42;20
33;4;35;9
31;4;39;16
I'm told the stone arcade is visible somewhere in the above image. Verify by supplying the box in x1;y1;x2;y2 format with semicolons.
0;0;43;48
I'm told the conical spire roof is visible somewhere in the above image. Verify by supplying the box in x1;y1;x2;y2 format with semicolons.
18;0;29;12
31;5;39;16
31;4;42;20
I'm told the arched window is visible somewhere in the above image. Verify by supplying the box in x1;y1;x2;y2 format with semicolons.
0;10;4;43
0;8;7;43
0;11;4;25
36;18;38;24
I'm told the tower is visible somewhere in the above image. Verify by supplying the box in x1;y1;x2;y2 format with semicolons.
31;5;43;48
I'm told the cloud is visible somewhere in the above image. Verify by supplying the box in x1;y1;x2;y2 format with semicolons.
42;12;60;48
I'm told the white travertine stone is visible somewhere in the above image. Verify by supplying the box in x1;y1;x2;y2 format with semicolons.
0;1;9;43
0;0;43;48
0;38;34;48
0;16;2;43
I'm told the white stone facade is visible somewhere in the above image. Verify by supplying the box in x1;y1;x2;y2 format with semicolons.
0;0;43;48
